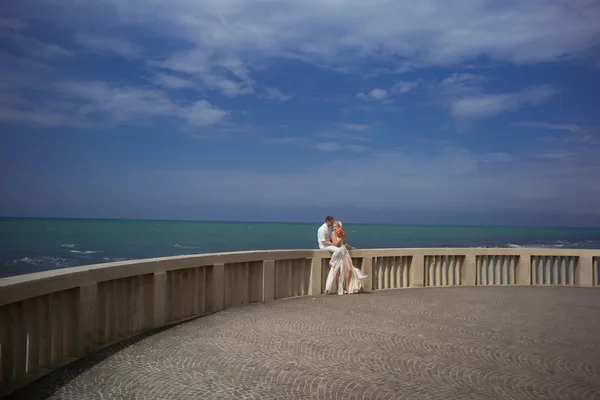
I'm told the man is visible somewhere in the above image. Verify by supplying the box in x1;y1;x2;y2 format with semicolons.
318;215;341;254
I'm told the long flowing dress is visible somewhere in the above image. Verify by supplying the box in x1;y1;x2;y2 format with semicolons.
324;244;367;295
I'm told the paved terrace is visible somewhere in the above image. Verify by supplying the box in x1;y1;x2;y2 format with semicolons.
7;286;600;400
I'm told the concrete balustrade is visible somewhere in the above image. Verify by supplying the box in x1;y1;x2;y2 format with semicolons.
477;255;520;285
0;248;598;397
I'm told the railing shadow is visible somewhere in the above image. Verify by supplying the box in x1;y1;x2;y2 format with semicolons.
4;314;214;400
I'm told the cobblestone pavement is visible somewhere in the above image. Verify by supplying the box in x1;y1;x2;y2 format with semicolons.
8;287;600;400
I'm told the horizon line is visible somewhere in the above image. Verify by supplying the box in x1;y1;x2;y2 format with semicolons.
1;215;599;230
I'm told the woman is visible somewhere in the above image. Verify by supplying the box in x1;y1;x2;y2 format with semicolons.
324;221;368;295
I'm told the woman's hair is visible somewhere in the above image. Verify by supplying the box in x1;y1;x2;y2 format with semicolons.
334;220;343;228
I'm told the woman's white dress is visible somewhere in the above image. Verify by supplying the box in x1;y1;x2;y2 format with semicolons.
324;243;367;295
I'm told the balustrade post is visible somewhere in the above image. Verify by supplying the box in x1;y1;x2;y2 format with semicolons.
153;271;166;328
141;274;154;330
77;283;98;356
11;302;26;382
211;263;225;312
361;257;373;292
411;255;425;288
515;255;532;285
0;305;10;393
38;296;50;368
576;256;594;287
309;257;322;295
24;299;40;375
462;255;477;286
262;260;275;302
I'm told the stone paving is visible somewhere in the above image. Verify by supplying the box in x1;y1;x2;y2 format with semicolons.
8;287;600;400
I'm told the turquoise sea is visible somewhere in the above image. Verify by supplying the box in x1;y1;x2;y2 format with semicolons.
1;218;599;278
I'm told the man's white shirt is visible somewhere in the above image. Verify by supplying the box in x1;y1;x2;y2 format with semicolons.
317;223;332;249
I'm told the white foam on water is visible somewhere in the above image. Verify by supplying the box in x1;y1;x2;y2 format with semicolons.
69;250;103;254
11;256;76;268
61;244;77;248
174;244;201;249
475;240;597;249
505;241;594;249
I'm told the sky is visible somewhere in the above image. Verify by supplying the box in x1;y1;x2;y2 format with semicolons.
1;0;600;227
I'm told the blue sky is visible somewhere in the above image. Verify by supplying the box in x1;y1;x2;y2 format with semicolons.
1;0;600;226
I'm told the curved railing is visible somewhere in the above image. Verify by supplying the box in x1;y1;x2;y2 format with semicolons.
1;248;599;396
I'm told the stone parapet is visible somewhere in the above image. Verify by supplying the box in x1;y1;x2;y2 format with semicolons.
1;248;598;396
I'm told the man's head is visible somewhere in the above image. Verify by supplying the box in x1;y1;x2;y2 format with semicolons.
325;215;335;227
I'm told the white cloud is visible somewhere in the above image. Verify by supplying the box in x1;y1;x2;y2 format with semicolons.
1;17;69;58
451;84;558;119
260;87;293;101
265;123;373;153
513;121;584;133
141;142;600;215
0;105;88;127
521;122;599;146
265;137;305;145
151;49;209;75
535;152;573;160
7;1;600;105
151;49;254;97
62;81;228;126
391;80;418;94
317;142;368;153
337;123;371;131
266;136;369;153
316;129;372;142
436;74;558;120
1;30;71;58
0;56;87;126
0;17;27;30
439;73;486;92
358;80;418;102
0;77;228;128
27;0;599;70
152;72;194;89
75;32;143;57
185;100;229;126
59;81;183;122
0;52;54;89
0;49;230;129
357;88;388;101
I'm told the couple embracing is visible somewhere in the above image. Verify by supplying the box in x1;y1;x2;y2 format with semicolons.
317;216;368;295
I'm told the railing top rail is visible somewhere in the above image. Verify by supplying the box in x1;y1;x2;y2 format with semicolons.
1;247;598;306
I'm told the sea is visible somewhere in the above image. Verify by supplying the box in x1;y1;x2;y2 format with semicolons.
1;218;599;278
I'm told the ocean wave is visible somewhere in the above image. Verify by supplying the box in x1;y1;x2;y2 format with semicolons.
173;244;202;249
489;241;598;249
69;250;103;254
524;243;571;249
103;257;128;262
8;256;77;268
61;244;77;248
